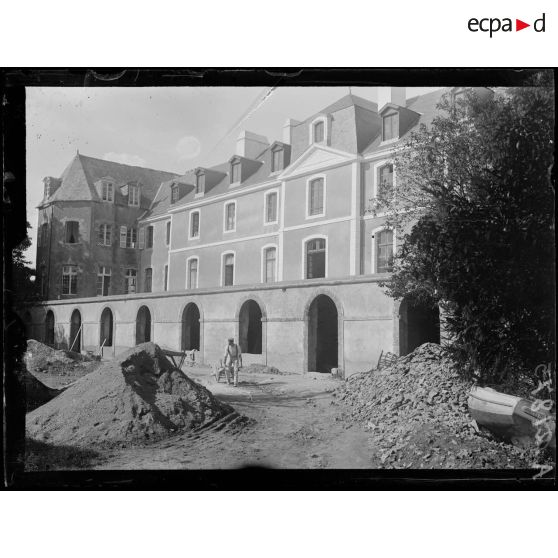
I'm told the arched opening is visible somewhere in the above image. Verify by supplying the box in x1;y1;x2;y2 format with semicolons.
239;300;262;354
45;310;55;345
24;311;32;339
399;297;440;356
307;294;338;373
136;305;151;345
181;303;200;351
100;308;113;347
70;309;82;352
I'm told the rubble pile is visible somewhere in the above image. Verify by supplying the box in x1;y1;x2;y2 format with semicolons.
337;343;545;468
27;343;241;447
25;339;95;377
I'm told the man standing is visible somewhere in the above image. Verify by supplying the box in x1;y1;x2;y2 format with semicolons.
223;337;242;387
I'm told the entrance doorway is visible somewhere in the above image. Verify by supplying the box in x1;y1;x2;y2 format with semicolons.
239;300;262;354
181;303;200;351
100;308;113;347
70;309;82;352
45;310;55;345
136;306;151;344
398;297;440;356
307;294;338;373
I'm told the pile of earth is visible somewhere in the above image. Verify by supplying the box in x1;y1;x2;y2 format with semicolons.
25;339;96;376
26;343;242;447
242;364;293;375
336;343;548;469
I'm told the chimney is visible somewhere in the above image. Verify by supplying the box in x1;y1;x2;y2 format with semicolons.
282;118;300;145
377;87;406;111
236;130;270;159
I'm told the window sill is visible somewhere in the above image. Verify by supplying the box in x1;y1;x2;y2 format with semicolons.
380;137;399;146
194;192;204;198
264;220;279;226
305;213;326;220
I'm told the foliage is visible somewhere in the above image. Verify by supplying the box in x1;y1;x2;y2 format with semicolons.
373;75;555;382
11;221;40;308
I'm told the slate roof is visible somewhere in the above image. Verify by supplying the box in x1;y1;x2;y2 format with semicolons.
44;153;179;208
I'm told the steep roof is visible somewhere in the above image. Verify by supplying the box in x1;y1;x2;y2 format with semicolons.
46;153;179;207
316;93;378;116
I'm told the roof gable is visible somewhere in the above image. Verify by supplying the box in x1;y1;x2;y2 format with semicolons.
279;144;355;180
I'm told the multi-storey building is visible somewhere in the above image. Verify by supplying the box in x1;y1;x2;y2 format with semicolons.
28;87;455;375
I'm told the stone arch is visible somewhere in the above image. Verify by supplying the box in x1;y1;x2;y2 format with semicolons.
235;296;267;356
398;296;440;356
303;289;344;374
100;306;114;347
135;305;152;345
181;302;201;351
69;308;82;352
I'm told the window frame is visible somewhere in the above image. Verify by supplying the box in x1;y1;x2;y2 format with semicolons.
186;256;199;289
305;175;327;219
61;265;78;295
195;172;205;196
171;185;180;204
64;220;79;244
223;200;237;233
230;161;241;185
271;146;284;173
220;250;236;287
144;267;153;293
302;235;328;280
263;189;279;225
261;244;278;283
128;185;140;207
309;116;327;145
189;209;201;239
126;227;137;248
125;268;137;294
96;266;111;297
382;111;399;143
98;223;112;246
371;226;396;274
166;221;171;247
164;264;169;291
101;181;114;202
146;225;154;249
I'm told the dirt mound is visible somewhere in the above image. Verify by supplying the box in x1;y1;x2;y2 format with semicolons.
25;339;94;373
242;364;291;375
26;343;237;447
337;343;545;468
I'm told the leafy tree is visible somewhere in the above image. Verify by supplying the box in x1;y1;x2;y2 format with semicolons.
373;75;555;383
10;221;40;308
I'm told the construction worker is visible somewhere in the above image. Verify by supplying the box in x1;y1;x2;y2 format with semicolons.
224;337;242;387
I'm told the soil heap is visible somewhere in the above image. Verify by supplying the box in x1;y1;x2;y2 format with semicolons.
25;339;94;376
27;343;237;447
336;343;546;468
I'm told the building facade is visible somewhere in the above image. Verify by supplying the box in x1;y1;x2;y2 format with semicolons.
28;87;456;375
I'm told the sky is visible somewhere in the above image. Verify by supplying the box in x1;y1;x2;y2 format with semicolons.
25;86;441;266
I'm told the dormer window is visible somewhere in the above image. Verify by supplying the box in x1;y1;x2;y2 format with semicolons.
231;161;241;184
271;146;284;173
382;112;399;142
128;185;140;206
171;184;180;204
102;181;114;202
313;120;325;143
195;172;205;195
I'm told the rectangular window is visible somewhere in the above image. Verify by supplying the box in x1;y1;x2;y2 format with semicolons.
376;230;394;273
264;247;276;283
126;227;137;248
144;267;152;293
129;185;140;206
164;265;169;291
223;254;234;286
379;164;394;192
308;178;324;216
98;224;112;246
146;226;154;248
231;163;241;184
271;149;283;172
125;268;137;294
166;221;171;246
190;211;200;238
225;202;236;231
102;182;114;202
62;265;77;295
313;121;325;143
171;186;179;204
96;266;111;296
65;221;79;243
265;192;278;224
188;258;198;289
306;238;326;279
382;113;399;141
195;173;205;194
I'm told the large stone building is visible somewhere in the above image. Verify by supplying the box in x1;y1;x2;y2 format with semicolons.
27;86;450;375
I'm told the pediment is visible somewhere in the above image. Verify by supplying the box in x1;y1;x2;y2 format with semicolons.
279;145;355;179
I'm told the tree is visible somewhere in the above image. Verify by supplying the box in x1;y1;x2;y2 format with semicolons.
373;76;555;382
10;221;40;309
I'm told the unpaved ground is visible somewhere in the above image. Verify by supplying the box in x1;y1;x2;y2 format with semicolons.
92;367;376;469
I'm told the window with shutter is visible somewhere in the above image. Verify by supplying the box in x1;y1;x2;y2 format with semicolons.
120;226;127;248
138;227;145;249
126;227;137;248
